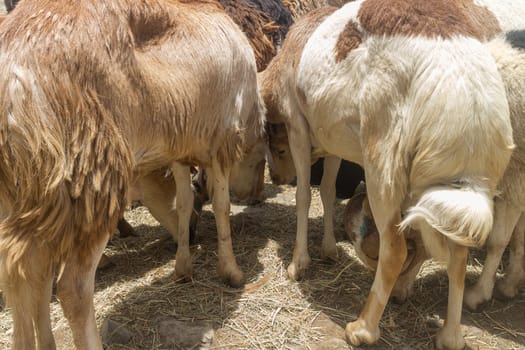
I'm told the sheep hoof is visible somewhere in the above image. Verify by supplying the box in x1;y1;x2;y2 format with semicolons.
218;262;244;288
175;252;193;282
321;240;338;261
287;262;306;281
494;281;519;301
463;285;490;312
345;318;379;346
435;327;466;350
287;253;311;281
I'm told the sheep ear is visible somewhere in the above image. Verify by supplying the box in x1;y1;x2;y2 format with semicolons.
354;180;367;195
362;195;373;217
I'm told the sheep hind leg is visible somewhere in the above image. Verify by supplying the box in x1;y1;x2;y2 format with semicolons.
345;173;407;346
56;235;109;350
464;200;521;311
171;162;194;282
34;272;56;350
207;158;244;287
435;241;468;350
496;213;525;299
3;244;56;350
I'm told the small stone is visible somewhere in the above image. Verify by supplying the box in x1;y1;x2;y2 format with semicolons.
158;318;215;349
101;319;132;345
311;313;346;339
292;337;349;350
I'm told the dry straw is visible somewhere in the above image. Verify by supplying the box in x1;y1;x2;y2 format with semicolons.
0;174;524;349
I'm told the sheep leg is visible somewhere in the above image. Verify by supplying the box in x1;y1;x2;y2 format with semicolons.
34;273;56;350
464;200;521;310
56;235;108;350
116;218;136;238
346;175;407;346
287;118;313;280
171;162;194;282
320;156;341;260
139;170;180;243
208;158;244;287
435;241;468;350
3;245;56;350
9;279;37;350
391;247;426;303
496;213;525;299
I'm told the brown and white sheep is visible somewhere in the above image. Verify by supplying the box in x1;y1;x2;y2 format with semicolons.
267;0;525;315
0;0;265;348
260;1;515;349
322;0;525;310
346;29;525;312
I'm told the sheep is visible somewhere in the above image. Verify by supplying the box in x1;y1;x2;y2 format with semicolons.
266;0;525;313
337;22;525;314
462;30;525;310
220;0;292;71
346;30;525;310
282;0;350;19
0;0;266;348
3;0;17;12
261;0;514;348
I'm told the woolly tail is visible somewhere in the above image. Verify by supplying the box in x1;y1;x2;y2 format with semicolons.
400;181;494;249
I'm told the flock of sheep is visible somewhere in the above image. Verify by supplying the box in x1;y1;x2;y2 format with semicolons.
0;0;524;349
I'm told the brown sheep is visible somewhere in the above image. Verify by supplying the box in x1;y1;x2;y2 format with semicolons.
0;0;265;349
220;0;292;71
190;0;293;206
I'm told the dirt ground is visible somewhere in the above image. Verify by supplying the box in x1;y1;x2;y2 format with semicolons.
0;172;523;350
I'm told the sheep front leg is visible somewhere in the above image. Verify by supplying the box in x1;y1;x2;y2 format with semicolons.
320;156;341;260
287;118;313;280
208;158;244;287
391;242;426;303
139;170;180;243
